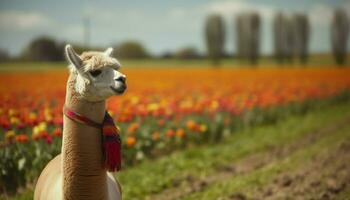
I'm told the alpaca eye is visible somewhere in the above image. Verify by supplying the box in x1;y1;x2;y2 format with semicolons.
90;70;102;77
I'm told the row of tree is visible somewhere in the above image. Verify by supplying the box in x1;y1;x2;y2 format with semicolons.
7;38;150;62
205;9;349;65
0;37;205;62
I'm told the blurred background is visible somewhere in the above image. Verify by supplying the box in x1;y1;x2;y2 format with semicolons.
1;1;350;200
0;0;349;65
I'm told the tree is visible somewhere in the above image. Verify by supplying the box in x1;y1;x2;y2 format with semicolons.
284;17;296;63
114;41;149;59
331;9;349;65
236;13;261;65
273;13;308;64
21;36;63;61
294;14;310;64
273;13;288;63
249;13;261;65
0;49;9;62
236;15;244;60
174;47;199;59
205;14;225;66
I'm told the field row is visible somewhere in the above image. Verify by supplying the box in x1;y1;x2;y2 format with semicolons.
5;91;350;200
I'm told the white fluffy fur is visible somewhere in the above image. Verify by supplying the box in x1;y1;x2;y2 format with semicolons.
66;45;126;102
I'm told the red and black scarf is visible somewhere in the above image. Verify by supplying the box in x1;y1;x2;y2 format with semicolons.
64;107;122;172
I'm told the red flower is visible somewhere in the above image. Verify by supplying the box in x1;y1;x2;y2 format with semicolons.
15;134;29;143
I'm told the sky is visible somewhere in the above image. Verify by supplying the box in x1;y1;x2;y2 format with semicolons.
0;0;349;56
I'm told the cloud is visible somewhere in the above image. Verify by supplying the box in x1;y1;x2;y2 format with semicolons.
0;10;53;31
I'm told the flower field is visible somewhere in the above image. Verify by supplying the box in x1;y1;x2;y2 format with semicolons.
1;67;350;194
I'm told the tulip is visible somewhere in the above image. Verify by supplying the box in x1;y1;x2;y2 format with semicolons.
15;134;29;143
126;136;136;147
5;130;15;142
176;128;185;138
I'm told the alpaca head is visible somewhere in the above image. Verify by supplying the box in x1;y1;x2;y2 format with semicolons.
65;44;127;102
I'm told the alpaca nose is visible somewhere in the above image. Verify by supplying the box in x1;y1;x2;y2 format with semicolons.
115;76;126;84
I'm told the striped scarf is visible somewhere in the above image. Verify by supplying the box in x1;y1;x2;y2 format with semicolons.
64;107;122;172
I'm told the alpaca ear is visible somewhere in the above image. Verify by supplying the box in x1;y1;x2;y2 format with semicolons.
104;47;113;56
65;44;83;70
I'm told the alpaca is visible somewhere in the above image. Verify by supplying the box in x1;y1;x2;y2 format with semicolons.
34;44;126;200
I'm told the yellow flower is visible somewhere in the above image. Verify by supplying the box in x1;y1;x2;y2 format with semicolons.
38;122;47;132
147;103;159;112
5;130;15;141
45;115;53;122
130;96;140;105
33;126;40;136
29;112;37;120
199;124;208;133
44;108;52;121
8;109;17;116
10;117;20;125
210;100;219;110
44;108;51;116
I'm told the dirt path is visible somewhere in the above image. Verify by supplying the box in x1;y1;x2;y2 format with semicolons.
149;117;350;200
248;141;350;200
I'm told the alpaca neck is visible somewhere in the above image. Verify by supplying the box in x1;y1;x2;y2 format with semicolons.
62;75;108;200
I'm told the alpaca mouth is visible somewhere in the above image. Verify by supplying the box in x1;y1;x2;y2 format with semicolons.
110;86;126;94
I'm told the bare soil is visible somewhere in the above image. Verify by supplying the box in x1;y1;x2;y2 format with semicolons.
150;117;350;200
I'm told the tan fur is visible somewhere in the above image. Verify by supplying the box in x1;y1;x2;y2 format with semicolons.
79;51;120;72
34;51;122;200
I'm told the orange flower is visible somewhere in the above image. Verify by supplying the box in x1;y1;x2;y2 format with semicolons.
186;120;196;131
152;131;161;141
15;134;29;143
158;119;165;127
52;127;62;137
166;129;175;138
176;128;185;138
127;123;140;135
126;136;136;147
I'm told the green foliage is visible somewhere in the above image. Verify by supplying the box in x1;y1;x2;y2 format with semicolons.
0;144;31;194
174;47;200;59
21;36;64;62
114;41;150;59
0;137;61;194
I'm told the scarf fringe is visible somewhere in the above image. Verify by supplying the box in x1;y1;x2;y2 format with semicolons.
104;138;121;172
